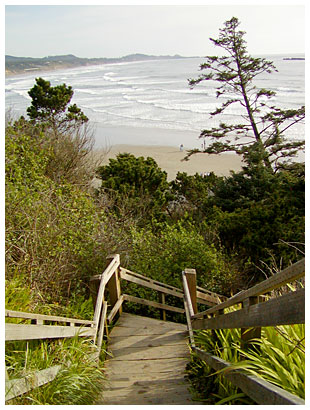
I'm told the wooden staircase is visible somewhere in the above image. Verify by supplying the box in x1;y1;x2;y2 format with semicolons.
97;313;201;405
6;255;305;405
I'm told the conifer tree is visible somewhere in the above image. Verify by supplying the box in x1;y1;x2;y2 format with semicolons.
27;77;88;134
188;17;305;171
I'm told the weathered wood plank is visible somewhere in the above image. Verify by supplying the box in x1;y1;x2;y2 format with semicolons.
108;344;188;361
194;258;305;318
192;289;305;330
92;254;120;332
104;357;189;374
103;370;188;382
100;312;200;405
123;294;185;314
5;323;95;341
110;326;187;337
184;269;198;314
107;257;122;318
159;291;167;320
183;299;195;347
120;267;182;292
192;347;304;405
196;290;218;306
241;297;261;351
107;295;124;323
120;270;184;298
5;310;95;326
102;376;188;389
5;365;61;401
99;380;193;405
108;333;186;349
96;301;108;351
98;395;201;405
99;386;196;405
182;272;195;318
114;312;186;330
197;285;227;301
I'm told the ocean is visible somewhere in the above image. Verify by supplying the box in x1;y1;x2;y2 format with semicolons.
5;54;305;150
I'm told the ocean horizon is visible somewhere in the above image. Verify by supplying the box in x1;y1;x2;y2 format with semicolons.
5;54;305;151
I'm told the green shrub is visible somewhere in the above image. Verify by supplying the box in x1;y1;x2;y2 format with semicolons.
188;311;305;403
5;124;108;303
128;222;238;295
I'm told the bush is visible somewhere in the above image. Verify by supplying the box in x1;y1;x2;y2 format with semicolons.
128;222;240;296
5;122;107;304
188;304;305;403
97;153;172;223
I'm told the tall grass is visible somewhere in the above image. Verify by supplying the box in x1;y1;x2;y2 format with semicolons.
188;326;254;404
187;317;305;404
5;274;106;405
6;336;106;405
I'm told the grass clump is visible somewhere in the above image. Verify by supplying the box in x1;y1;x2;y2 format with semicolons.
5;274;106;405
6;336;106;405
187;318;305;404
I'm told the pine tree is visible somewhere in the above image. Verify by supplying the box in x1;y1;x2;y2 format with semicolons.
188;17;304;172
27;77;88;135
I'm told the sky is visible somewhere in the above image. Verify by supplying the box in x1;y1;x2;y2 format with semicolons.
4;2;306;59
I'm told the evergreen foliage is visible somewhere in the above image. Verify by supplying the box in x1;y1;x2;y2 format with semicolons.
188;17;305;171
27;77;88;134
5;22;305;402
97;153;173;222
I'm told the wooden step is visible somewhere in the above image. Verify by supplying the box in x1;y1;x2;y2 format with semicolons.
97;313;201;405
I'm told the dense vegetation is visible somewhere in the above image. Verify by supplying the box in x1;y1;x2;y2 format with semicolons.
5;17;304;405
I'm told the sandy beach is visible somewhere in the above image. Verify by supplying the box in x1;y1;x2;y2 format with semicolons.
94;144;243;181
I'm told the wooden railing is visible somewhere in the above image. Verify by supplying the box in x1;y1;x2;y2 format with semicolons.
5;254;121;401
6;254;305;404
182;259;305;405
89;256;226;325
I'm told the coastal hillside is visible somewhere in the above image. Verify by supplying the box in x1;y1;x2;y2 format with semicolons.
5;14;304;405
5;53;186;75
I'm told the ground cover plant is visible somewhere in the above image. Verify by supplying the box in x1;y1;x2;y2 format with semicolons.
187;310;305;404
5;16;304;403
5;273;106;405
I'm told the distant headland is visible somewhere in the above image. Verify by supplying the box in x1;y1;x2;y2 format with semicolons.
283;57;305;61
5;53;191;76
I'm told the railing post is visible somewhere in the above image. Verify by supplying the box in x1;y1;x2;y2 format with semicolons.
158;292;166;321
211;309;224;341
107;254;122;319
241;296;261;351
89;279;99;310
185;268;198;314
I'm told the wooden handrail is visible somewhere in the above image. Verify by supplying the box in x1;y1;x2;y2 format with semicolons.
120;269;184;298
181;259;305;405
92;254;120;340
193;258;305;319
6;365;62;402
5;254;121;401
182;272;195;347
123;294;185;314
5;310;95;326
6;255;305;404
192;347;304;405
192;288;305;330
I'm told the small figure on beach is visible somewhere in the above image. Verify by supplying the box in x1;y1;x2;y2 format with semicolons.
180;144;184;152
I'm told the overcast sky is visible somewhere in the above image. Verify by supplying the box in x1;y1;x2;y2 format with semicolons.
5;3;305;58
